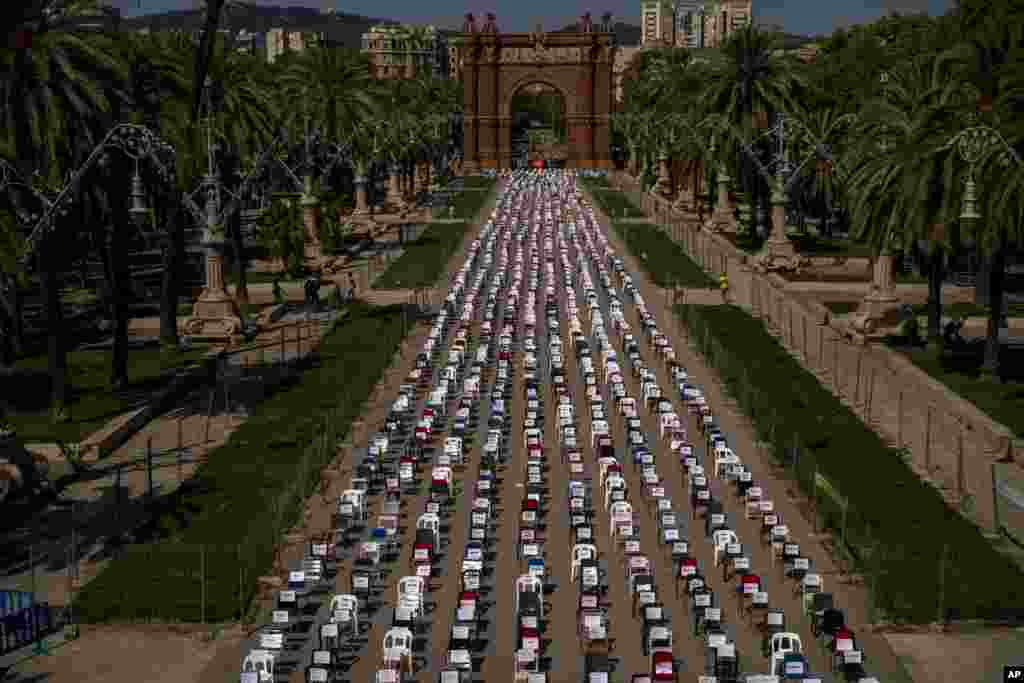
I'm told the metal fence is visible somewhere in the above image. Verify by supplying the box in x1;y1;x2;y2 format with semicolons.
994;462;1024;547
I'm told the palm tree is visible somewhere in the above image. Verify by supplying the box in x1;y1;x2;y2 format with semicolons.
0;208;27;367
257;196;304;277
935;2;1024;379
203;41;276;307
785;106;856;234
702;26;804;218
279;48;377;150
846;54;962;349
1;0;127;418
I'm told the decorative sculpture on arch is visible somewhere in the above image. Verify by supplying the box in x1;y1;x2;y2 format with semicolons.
600;11;614;33
462;12;477;33
482;12;498;33
578;12;593;33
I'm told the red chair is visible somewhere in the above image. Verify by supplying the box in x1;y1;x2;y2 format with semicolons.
651;651;676;682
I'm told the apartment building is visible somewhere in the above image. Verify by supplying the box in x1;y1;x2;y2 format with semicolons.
361;24;447;79
266;27;325;64
640;0;674;46
642;0;751;49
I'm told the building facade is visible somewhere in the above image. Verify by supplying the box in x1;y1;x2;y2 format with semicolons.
266;28;325;64
448;38;463;80
361;24;448;79
613;45;642;104
643;0;752;49
641;0;674;46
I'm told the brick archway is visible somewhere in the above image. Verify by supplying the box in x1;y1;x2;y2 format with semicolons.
459;30;616;170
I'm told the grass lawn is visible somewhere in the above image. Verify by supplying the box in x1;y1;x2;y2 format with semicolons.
372;222;472;290
910;301;1024;319
462;176;497;189
894;344;1024;437
611;221;715;288
76;302;407;623
822;301;862;316
3;345;211;443
824;301;1024;321
375;178;495;290
587;187;646;219
678;303;1024;622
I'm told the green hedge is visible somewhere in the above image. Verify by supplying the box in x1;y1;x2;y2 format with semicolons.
612;221;714;289
678;304;1024;623
375;178;495;290
448;177;496;219
76;303;406;623
586;187;644;219
373;222;472;290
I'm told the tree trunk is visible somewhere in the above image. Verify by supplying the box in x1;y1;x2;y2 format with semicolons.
231;210;248;306
190;0;228;124
109;228;130;393
41;244;68;421
159;195;184;348
0;273;25;366
107;179;131;393
981;233;1006;382
926;248;945;350
974;249;991;305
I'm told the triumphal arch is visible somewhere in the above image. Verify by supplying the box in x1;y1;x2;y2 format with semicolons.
458;13;617;171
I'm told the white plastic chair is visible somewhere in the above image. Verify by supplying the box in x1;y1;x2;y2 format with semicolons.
570;543;598;582
514;574;544;618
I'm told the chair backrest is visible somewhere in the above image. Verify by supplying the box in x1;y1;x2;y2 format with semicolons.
384;627;414;652
605;474;625;491
573;544;597;564
242;650;274;673
399;576;425;597
609;500;632;520
649;625;672;643
331;594;358;612
713;529;737;548
516;573;542;595
802;574;823;591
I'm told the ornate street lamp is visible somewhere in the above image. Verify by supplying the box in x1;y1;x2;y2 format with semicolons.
945;122;1023;370
1;123;174;269
128;166;149;228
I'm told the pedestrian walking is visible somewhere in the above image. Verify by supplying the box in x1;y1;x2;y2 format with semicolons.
348;272;358;300
718;271;730;304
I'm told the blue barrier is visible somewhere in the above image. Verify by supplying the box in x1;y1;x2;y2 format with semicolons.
0;599;61;656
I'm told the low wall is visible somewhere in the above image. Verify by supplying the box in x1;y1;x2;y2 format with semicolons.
82;352;222;461
613;171;1020;536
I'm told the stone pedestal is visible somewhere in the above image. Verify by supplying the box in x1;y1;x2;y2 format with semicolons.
850;249;902;336
353;177;369;215
755;185;804;272
654;155;673;198
673;184;694;214
707;169;736;234
301;193;321;262
183;241;243;342
386;165;405;210
417;162;430;194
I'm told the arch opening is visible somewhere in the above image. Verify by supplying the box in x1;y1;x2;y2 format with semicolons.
509;82;567;169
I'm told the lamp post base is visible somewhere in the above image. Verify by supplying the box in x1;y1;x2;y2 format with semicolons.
848;293;902;337
754;237;806;272
706;207;736;234
183;290;243;343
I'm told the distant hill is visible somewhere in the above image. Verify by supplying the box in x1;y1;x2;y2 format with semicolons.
120;5;403;50
553;21;643;46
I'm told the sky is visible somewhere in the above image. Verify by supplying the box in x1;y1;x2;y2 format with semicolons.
108;0;957;37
